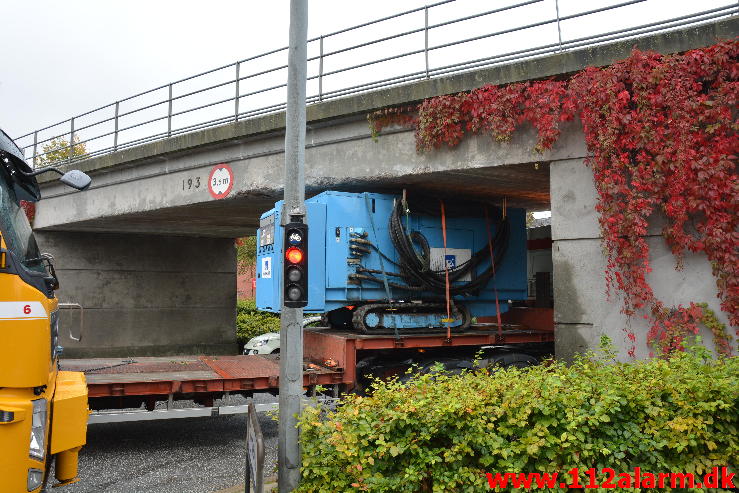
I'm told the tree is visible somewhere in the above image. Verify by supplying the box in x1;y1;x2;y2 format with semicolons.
36;135;87;166
235;236;257;274
20;136;88;225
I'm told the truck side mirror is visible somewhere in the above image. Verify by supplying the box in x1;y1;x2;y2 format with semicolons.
59;170;91;191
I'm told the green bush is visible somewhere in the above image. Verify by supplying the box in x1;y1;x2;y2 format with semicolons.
298;347;738;492
236;299;280;344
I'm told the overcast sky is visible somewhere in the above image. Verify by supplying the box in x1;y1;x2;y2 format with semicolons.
1;0;733;148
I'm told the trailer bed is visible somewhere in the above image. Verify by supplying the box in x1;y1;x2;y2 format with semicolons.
304;324;553;386
62;354;342;400
62;320;553;408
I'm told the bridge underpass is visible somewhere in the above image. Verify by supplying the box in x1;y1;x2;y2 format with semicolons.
33;19;736;359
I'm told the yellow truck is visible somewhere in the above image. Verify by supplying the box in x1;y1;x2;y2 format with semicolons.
0;129;91;492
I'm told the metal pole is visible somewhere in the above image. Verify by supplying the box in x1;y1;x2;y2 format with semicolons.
244;414;251;493
318;36;324;101
32;131;38;167
167;83;173;137
554;0;563;52
68;118;75;163
424;6;430;78
114;102;120;151
235;62;241;122
279;0;307;491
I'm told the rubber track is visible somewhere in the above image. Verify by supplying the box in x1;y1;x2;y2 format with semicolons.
352;302;471;335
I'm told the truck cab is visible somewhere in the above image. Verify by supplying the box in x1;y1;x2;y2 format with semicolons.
0;129;89;492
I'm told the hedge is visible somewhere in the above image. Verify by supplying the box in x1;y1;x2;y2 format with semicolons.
236;299;280;344
298;342;738;492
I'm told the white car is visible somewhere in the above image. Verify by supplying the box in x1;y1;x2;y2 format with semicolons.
243;316;323;355
243;332;281;355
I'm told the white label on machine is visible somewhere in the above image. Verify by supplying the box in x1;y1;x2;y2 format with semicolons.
0;302;47;320
430;248;472;282
261;257;272;279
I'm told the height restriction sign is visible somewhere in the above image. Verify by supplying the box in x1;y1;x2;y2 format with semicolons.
208;164;234;199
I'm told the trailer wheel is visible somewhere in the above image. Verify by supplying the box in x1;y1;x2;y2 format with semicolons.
396;358;474;384
485;352;539;369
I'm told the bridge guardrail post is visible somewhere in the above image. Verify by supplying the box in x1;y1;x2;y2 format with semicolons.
424;6;430;79
68;118;75;163
235;62;241;122
114;101;120;151
555;0;563;51
32;131;38;168
318;36;324;101
167;83;173;137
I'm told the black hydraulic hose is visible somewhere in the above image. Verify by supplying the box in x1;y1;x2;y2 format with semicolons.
350;273;425;291
387;198;510;296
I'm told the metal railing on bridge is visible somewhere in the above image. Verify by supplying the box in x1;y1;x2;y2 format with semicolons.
14;0;738;167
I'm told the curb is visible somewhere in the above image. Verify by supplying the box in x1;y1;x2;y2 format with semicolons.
214;476;278;493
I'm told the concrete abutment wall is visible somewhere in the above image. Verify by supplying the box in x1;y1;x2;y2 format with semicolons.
549;158;736;361
36;232;237;358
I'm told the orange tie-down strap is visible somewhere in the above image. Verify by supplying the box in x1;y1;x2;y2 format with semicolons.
440;200;453;339
485;207;503;337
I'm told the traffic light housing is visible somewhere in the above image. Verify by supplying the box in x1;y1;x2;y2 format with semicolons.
283;222;308;307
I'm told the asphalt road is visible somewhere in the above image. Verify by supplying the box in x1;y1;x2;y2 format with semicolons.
51;394;278;493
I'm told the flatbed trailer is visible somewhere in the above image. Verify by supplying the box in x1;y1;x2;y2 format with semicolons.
62;309;553;422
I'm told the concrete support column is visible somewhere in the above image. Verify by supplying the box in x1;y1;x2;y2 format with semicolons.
35;232;237;358
550;158;735;361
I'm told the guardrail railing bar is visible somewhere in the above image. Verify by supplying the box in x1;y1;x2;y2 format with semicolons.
17;1;736;167
429;0;646;55
427;5;738;80
321;47;425;79
0;0;642;156
235;45;289;67
49;0;736;167
315;0;544;64
171;94;243;120
15;101;120;141
308;0;455;43
236;82;289;103
556;7;738;50
320;0;642;83
426;0;543;31
236;64;290;86
30;6;736;168
19;0;453;143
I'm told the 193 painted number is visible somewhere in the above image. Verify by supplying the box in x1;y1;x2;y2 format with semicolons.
182;176;201;191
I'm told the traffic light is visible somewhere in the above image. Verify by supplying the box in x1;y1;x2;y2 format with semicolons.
283;222;308;307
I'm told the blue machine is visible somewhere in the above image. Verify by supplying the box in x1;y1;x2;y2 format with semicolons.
256;191;527;333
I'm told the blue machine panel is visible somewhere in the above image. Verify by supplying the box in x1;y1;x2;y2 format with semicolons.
256;191;527;320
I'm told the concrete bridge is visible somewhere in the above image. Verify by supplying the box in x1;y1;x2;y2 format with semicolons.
35;19;737;358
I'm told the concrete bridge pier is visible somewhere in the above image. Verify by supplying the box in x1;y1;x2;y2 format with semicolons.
36;231;237;358
550;158;735;360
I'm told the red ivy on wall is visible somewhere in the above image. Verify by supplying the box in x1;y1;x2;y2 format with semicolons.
369;40;738;356
20;200;35;225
